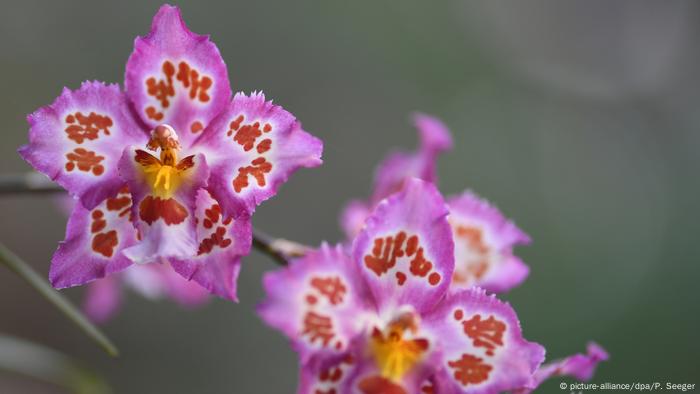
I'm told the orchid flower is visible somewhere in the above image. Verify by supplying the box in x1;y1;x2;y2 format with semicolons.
18;5;323;301
83;263;210;324
341;114;529;294
259;179;545;393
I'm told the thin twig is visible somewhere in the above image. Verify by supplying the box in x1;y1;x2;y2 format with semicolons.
0;334;112;394
0;173;61;194
0;243;119;357
252;229;309;266
0;172;307;265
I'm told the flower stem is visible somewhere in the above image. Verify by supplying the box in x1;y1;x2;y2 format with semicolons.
0;333;112;393
252;228;309;266
0;172;307;265
0;243;119;357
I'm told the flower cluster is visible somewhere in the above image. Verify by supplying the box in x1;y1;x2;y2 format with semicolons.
19;5;322;302
19;5;607;392
259;118;607;393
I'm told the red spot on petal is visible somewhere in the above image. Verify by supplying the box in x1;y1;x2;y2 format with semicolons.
232;157;273;193
310;276;347;305
138;196;188;226
306;294;317;305
146;61;175;109
64;112;112;144
302;311;335;347
227;115;245;136
462;314;506;356
453;225;491;284
92;230;118;258
146;106;164;121
409;248;433;278
256;138;272;154
364;231;407;276
65;148;105;176
91;218;106;233
190;121;204;133
454;309;464;321
358;376;407;394
448;354;492;387
232;120;265;151
428;272;441;286
395;271;406;285
364;231;440;285
196;204;233;255
176;61;212;102
106;195;131;212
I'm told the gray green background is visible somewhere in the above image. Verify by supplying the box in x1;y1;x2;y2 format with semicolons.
1;1;698;393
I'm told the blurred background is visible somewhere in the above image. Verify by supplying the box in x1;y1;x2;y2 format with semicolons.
1;0;699;392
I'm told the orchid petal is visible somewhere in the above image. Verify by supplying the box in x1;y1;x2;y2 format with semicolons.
19;82;147;209
258;244;371;365
170;189;252;301
352;178;454;314
82;275;123;324
369;113;452;205
125;4;232;149
447;191;531;293
50;188;137;288
514;343;608;394
423;288;545;394
119;148;209;263
194;92;323;217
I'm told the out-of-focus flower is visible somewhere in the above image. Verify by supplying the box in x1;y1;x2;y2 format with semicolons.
83;263;210;324
18;5;323;301
341;114;529;294
514;343;609;394
260;179;545;393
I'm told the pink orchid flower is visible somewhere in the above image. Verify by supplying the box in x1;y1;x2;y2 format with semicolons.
260;179;545;393
19;4;323;301
341;114;529;294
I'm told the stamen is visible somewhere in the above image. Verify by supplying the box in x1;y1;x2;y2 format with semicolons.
370;312;429;382
134;124;194;197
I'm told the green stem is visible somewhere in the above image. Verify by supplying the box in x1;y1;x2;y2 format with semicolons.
0;334;112;394
0;243;118;357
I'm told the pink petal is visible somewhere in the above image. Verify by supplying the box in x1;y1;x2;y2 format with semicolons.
195;92;323;217
50;187;137;288
447;190;531;293
19;81;147;209
424;288;545;394
258;244;371;365
339;200;371;241
82;275;123;324
352;178;454;314
124;4;232;149
298;355;356;394
170;190;252;301
515;343;609;394
369;113;452;205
